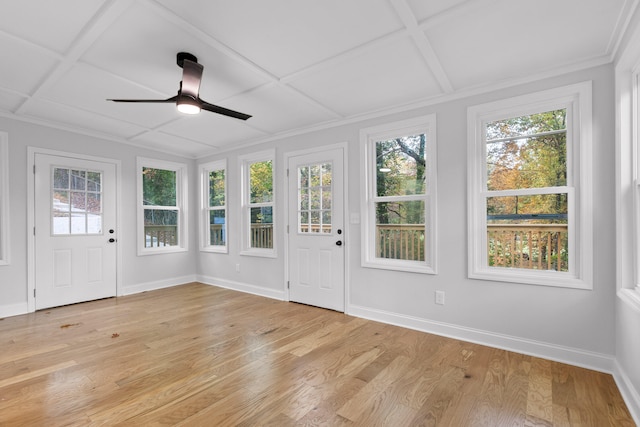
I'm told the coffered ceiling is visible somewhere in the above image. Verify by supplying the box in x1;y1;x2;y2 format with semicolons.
0;0;634;158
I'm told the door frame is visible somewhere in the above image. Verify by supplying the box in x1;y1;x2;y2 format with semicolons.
283;142;350;313
27;147;122;313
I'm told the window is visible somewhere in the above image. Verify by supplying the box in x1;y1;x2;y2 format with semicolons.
0;132;8;265
200;160;227;253
467;82;592;288
360;115;437;274
240;150;276;257
137;157;188;255
52;167;103;235
298;162;332;234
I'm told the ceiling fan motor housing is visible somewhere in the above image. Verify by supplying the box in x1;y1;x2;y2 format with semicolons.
177;52;198;68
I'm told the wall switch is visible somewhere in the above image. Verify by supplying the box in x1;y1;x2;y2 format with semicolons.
235;263;240;273
435;290;445;305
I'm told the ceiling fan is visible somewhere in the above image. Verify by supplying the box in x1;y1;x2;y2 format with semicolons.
107;52;252;120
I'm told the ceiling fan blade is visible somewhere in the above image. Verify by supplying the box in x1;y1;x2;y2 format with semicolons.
108;96;177;103
201;100;252;120
181;59;203;98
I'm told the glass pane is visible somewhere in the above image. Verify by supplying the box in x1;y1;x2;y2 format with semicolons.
310;211;320;232
249;160;273;203
86;193;102;234
321;163;332;186
250;206;273;248
209;209;226;246
70;170;85;190
70;191;86;212
299;166;309;188
375;200;425;261
53;190;71;235
322;211;332;233
144;209;178;248
53;168;69;189
310;188;321;210
299;190;309;210
376;134;427;197
299;211;309;233
486;109;567;191
209;170;225;207
87;172;101;192
298;162;332;234
143;167;176;206
486;194;568;272
310;164;321;187
322;188;331;210
71;214;86;234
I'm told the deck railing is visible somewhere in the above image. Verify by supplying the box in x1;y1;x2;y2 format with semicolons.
210;224;225;246
251;223;273;249
487;224;568;271
376;224;425;261
145;225;177;247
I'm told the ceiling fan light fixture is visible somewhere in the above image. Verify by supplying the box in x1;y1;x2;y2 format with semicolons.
176;96;201;115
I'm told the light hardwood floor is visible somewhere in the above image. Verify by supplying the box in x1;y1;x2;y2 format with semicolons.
0;282;634;426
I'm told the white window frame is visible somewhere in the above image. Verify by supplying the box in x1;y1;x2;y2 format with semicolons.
239;149;276;258
467;82;593;289
632;69;640;295
360;115;438;274
0;132;9;266
199;159;227;253
136;157;188;256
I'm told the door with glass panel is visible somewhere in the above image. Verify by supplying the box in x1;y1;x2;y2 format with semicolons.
34;154;117;310
288;147;344;312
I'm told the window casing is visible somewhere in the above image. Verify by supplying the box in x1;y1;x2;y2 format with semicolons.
137;157;188;255
240;150;276;257
360;115;437;274
467;82;592;288
200;160;227;253
0;132;8;265
633;70;640;293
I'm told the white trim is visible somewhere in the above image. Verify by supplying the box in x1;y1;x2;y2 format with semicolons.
348;304;614;374
613;359;640;425
359;114;438;274
198;275;286;301
120;275;197;296
0;132;9;266
198;159;228;253
136;157;189;256
467;81;593;289
238;149;277;258
26;147;123;312
0;302;29;319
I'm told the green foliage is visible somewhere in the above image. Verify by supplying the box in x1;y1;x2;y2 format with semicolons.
249;160;273;203
209;170;225;207
143;167;176;206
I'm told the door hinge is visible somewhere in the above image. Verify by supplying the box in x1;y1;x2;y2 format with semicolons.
287;225;289;234
33;289;36;298
287;281;290;289
33;227;36;236
286;168;289;177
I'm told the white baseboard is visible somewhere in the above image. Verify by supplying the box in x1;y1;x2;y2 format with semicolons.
120;275;198;296
613;360;640;425
347;304;615;374
197;275;286;301
0;301;29;318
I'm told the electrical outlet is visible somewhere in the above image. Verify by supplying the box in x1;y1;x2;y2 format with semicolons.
235;263;240;273
435;290;445;305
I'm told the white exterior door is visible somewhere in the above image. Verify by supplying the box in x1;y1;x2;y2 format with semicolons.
288;147;345;312
34;154;117;309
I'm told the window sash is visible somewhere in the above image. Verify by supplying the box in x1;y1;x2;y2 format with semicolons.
200;160;227;253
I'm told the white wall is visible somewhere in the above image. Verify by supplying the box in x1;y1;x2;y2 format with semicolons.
198;64;617;372
0;118;198;316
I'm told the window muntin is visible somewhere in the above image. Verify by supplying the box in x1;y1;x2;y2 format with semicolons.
468;82;592;288
200;161;227;252
240;151;276;256
361;115;437;274
52;167;103;235
298;162;332;234
137;158;187;255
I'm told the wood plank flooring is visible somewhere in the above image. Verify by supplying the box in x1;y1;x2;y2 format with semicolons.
0;282;634;426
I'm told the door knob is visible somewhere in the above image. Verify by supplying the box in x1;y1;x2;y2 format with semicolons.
336;240;342;246
108;238;116;243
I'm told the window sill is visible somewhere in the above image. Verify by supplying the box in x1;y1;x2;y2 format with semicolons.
469;267;591;290
362;259;436;275
240;249;277;259
200;247;228;254
138;247;188;256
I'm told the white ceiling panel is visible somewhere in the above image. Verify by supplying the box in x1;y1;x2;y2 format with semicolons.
0;90;27;112
40;63;179;128
290;37;441;117
25;99;146;139
81;2;268;99
158;114;266;150
425;0;624;89
132;131;214;158
156;0;405;77
0;36;59;95
0;1;106;53
227;85;338;134
405;0;469;22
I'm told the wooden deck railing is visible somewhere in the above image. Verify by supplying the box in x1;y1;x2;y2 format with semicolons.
210;224;225;246
251;223;273;249
487;224;568;271
145;225;177;247
376;224;425;261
